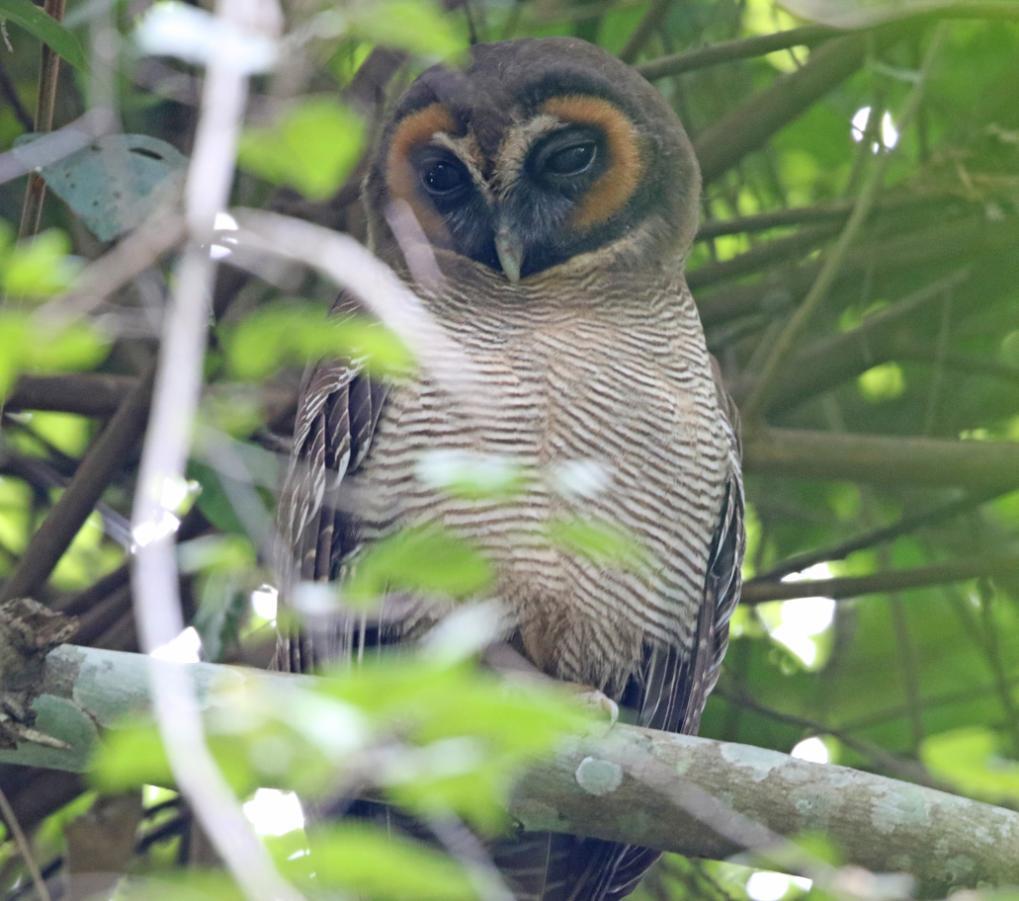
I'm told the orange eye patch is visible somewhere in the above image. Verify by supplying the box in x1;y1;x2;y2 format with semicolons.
385;103;458;244
541;95;643;230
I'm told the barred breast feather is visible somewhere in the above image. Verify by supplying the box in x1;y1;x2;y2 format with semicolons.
276;258;744;901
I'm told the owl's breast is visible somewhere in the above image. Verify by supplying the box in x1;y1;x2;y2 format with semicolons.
352;303;732;691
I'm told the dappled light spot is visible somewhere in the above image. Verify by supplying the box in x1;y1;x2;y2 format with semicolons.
251;583;279;621
150;625;202;662
243;788;306;837
851;105;899;151
747;870;813;900
791;736;830;765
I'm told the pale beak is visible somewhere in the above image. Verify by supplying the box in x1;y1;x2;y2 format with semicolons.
494;223;524;284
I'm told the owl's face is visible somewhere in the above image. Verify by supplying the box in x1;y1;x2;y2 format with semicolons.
364;38;700;284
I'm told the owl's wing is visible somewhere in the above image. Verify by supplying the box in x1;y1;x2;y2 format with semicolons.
275;295;389;675
571;363;746;901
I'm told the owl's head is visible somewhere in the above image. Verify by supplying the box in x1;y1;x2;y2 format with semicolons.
363;37;700;284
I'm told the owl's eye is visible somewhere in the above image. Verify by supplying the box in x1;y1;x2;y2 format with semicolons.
420;157;468;196
544;141;597;177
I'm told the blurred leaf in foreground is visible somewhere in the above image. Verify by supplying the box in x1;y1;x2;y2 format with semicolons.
0;310;108;400
285;822;479;899
0;0;87;70
343;524;492;606
238;99;363;200
224;301;412;380
344;0;465;58
0;227;81;298
921;727;1019;803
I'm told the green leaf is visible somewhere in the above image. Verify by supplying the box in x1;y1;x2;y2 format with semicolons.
545;517;647;570
0;0;87;70
224;302;413;380
192;572;251;662
344;524;492;605
857;362;906;402
91;719;175;791
13;134;187;241
293;823;478;900
345;0;465;58
921;727;1019;803
238;99;364;200
0;311;108;400
0;229;81;298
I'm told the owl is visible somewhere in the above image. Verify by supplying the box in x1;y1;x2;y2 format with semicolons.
277;36;744;901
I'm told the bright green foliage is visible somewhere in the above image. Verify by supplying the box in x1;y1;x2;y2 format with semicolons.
343;0;465;58
0;227;80;297
343;523;493;606
238;99;364;200
223;301;413;380
0;310;107;399
545;516;648;571
0;0;87;69
921;727;1019;804
92;654;586;839
857;361;906;402
292;823;479;899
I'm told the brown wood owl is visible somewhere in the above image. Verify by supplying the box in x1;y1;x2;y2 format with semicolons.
277;36;744;901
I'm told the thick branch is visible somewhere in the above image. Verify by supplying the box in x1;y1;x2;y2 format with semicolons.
694;32;897;183
3;645;1019;897
0;369;154;602
743;428;1019;492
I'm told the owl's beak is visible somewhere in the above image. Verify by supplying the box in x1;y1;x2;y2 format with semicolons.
494;224;524;284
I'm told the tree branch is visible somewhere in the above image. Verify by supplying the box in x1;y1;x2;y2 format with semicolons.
743;427;1019;492
742;550;1019;605
694;31;902;183
638;24;837;81
0;368;155;603
4;644;1019;898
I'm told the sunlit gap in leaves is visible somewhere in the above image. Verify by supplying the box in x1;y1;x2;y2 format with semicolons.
251;583;279;622
243;788;307;837
130;475;199;551
746;870;813;901
790;736;830;765
150;625;203;662
851;106;900;153
764;563;836;669
211;211;239;260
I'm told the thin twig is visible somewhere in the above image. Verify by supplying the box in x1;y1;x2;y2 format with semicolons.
0;786;52;901
740;26;947;423
618;0;673;63
0;369;154;602
38;213;186;323
754;485;1009;582
127;0;295;895
17;0;67;239
741;549;1019;605
638;23;836;79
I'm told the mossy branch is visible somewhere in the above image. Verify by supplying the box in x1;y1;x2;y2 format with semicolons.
3;643;1018;898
